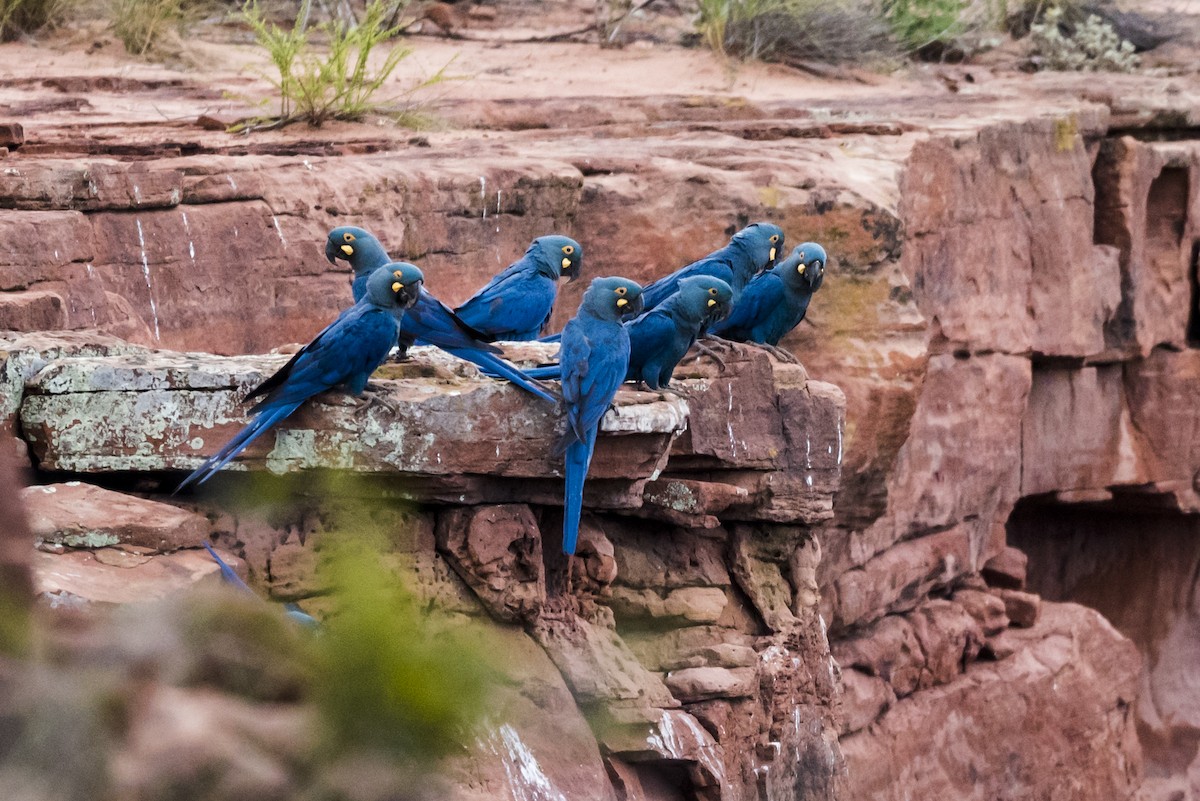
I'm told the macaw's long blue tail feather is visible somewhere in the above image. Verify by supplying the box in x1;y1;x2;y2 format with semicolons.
176;402;301;493
562;428;597;555
203;542;254;594
446;347;561;405
204;542;319;627
481;364;562;382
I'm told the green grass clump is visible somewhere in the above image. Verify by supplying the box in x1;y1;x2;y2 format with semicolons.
238;0;444;130
882;0;966;54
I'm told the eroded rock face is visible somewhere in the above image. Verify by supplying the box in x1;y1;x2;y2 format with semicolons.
842;602;1142;801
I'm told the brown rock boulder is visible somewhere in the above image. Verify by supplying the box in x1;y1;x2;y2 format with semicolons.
22;481;209;552
31;547;228;605
435;504;545;623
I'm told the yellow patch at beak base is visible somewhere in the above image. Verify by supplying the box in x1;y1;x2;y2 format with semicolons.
616;298;628;308
392;282;403;292
561;257;571;270
798;264;806;274
707;299;717;307
769;247;776;261
341;244;354;256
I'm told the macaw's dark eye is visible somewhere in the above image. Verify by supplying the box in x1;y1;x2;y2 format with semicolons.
709;288;718;295
393;270;403;278
562;245;574;255
343;232;356;243
770;234;779;243
615;286;627;296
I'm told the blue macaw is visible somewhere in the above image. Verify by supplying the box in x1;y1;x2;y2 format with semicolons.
557;276;644;555
622;275;733;389
711;243;826;346
506;275;733;390
203;542;317;627
454;235;582;341
326;226;558;404
639;222;784;312
176;263;423;491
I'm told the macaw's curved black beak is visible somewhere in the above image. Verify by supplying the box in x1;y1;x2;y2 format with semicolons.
808;262;826;291
707;298;733;324
627;293;645;317
561;255;581;283
397;280;423;310
325;238;340;265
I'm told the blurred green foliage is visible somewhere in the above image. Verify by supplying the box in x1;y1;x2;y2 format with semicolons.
309;536;491;761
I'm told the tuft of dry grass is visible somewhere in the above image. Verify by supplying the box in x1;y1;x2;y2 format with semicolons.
0;0;73;41
109;0;199;56
697;0;897;65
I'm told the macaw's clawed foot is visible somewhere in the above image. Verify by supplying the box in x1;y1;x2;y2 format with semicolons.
664;382;700;401
690;339;730;372
355;388;397;417
757;343;799;364
386;346;413;364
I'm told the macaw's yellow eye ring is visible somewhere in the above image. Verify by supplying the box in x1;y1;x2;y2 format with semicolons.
392;281;403;292
615;286;627;296
562;245;575;255
393;270;403;278
770;234;779;243
343;232;356;243
708;287;718;295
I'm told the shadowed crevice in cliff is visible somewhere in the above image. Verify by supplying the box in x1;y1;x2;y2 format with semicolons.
1008;498;1200;782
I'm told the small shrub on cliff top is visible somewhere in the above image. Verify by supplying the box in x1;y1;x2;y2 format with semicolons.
883;0;965;54
237;0;445;130
1030;5;1139;72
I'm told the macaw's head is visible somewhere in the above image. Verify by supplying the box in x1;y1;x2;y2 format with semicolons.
734;222;785;271
326;226;391;276
584;276;644;320
677;275;734;323
365;262;424;310
529;234;583;282
781;243;828;291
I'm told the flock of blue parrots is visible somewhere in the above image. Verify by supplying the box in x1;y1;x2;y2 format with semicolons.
179;222;828;558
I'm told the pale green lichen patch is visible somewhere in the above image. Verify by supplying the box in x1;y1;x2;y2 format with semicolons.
645;481;702;514
39;530;121;549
